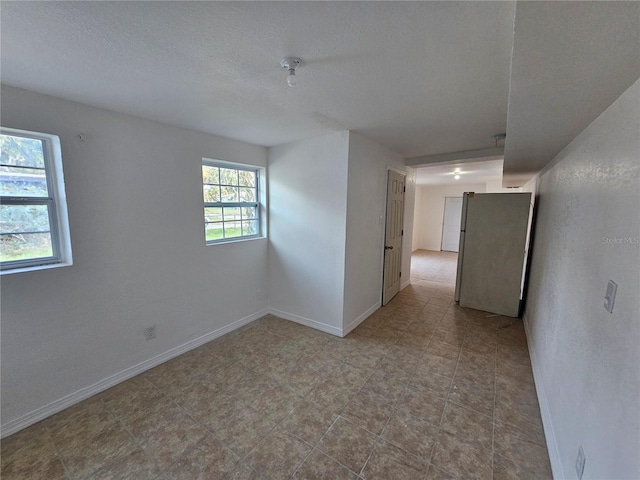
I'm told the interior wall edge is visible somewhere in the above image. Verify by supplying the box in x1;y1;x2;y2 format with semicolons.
342;301;381;338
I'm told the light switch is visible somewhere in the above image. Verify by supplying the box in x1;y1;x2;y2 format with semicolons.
604;280;617;313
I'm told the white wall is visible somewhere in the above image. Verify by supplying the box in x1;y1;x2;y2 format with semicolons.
267;132;349;335
412;183;486;251
0;86;269;433
485;179;523;193
343;132;410;333
411;184;422;251
524;80;640;479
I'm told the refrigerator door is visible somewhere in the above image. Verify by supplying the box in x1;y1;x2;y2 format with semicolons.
457;192;532;317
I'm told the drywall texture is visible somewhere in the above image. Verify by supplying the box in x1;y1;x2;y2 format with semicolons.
267;132;349;334
524;80;640;479
0;86;269;429
343;132;411;331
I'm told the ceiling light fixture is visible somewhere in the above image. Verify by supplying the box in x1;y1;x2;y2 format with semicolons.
281;57;302;87
454;175;460;180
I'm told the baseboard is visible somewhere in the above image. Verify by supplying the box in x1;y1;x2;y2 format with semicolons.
400;279;411;290
0;309;268;439
267;307;343;337
523;312;563;480
342;302;380;337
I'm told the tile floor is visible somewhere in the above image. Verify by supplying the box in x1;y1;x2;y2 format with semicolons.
1;250;552;479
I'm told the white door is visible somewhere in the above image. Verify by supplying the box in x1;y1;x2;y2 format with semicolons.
383;170;405;305
441;197;463;252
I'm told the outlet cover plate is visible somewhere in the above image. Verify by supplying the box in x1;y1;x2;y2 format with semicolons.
576;446;585;480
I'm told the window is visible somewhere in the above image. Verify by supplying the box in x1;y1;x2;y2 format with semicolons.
202;160;261;243
0;128;72;273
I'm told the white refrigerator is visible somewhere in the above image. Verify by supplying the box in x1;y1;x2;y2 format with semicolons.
454;192;532;317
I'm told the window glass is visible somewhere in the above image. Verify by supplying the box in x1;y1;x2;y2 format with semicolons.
202;161;260;243
0;128;72;272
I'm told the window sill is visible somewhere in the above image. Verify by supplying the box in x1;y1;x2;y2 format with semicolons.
1;260;73;276
206;235;267;247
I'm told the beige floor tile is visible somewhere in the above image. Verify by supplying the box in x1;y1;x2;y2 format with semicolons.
1;250;552;480
139;414;209;468
416;353;458;378
212;406;280;456
362;439;427;479
1;423;66;480
493;420;549;465
411;371;454;397
426;340;461;361
281;399;339;446
425;463;457;479
162;436;239;480
447;380;495;418
90;447;161;480
396;384;448;426
493;451;553;480
61;422;139;479
341;389;396;435
1;456;66;480
431;431;493;480
224;462;264;480
441;402;493;449
293;448;360;479
245;426;312;480
316;416;378;474
382;408;440;459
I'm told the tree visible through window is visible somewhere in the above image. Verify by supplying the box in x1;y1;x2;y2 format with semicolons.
0;128;72;272
202;161;260;243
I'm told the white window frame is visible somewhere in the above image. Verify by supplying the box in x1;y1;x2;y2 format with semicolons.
202;158;266;245
0;127;73;274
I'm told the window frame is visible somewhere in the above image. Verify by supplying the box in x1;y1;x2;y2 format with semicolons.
201;159;264;245
0;127;73;274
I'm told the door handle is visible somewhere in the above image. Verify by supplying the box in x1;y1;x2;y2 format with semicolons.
385;245;394;250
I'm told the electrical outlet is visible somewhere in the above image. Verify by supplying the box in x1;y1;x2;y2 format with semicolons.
576;446;585;480
143;325;156;341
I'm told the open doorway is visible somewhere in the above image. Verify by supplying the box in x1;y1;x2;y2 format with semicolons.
410;158;521;284
410;250;458;298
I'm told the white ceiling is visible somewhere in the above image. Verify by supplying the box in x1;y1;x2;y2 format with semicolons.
416;159;504;186
502;1;640;186
0;1;514;157
1;2;638;186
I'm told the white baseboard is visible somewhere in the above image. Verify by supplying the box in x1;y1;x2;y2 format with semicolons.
267;307;343;337
0;309;268;439
342;302;380;337
400;279;411;290
523;312;563;480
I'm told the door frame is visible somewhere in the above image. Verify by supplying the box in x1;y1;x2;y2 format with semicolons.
381;165;407;305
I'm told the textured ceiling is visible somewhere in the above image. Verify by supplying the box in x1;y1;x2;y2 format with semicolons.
2;2;637;186
0;1;515;157
502;1;640;186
